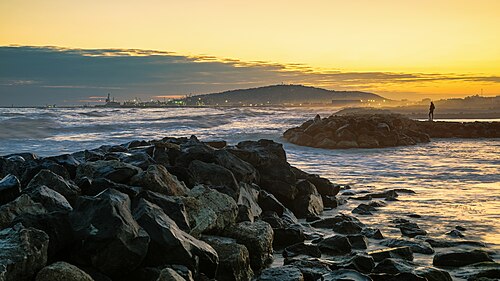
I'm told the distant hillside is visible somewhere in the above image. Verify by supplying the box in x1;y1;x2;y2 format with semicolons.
180;84;387;106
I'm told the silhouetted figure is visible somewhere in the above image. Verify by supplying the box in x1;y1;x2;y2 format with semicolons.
429;102;435;121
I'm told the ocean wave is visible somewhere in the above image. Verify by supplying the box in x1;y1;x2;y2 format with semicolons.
78;111;109;117
0;117;59;139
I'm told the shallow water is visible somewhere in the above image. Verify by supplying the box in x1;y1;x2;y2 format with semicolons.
1;107;499;278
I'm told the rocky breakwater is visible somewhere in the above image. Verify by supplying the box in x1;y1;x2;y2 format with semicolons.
283;114;499;149
0;136;342;281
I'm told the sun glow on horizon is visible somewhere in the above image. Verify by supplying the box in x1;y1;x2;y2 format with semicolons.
1;0;500;98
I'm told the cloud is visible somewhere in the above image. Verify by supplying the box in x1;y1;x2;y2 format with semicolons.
0;46;498;105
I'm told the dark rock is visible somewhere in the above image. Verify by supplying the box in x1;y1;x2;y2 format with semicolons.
407;213;421;218
455;225;466;231
380;238;434;254
306;176;340;196
76;160;141;184
256;265;304;281
188;160;240;199
204;140;227;149
70;188;150;277
187;185;238;235
273;225;305;248
425;238;486;248
80;177;142;198
201;235;253;281
0;194;47;228
283;242;321;258
396;221;427;237
258;190;285;216
323;269;372;281
322;196;345;208
414;267;453;281
446;229;464;238
283;258;331;281
223;221;274;272
157;268;187;281
36;261;94;281
311;214;364;233
237;183;262;222
347;234;368;249
12;211;74;261
368;246;414;262
373;258;415;274
318;235;352;255
45;154;80;177
333;220;363;234
133;199;218;277
293;179;324;218
0;223;49;281
137;190;190;231
261;211;285;228
433;250;493;267
131;165;188;196
27;169;81;204
351;194;372;201
214;149;258;183
23;185;73;212
362;228;384;239
352;203;376;215
0;174;21;205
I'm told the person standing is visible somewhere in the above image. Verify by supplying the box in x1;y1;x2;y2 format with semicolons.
429;101;435;121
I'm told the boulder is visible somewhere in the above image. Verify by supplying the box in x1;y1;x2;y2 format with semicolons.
70;188;150;277
45;154;81;178
237;183;262;222
0;174;21;205
133;199;218;278
0;194;47;228
380;238;434;254
283;242;321;258
223;221;274;271
258;190;285;216
201;235;253;281
361;227;384;239
373;258;415;274
352;203;376;215
0;223;49;281
433;250;493;267
23;185;73;212
395;221;427;238
293;179;324;218
346;234;368;249
79;177;142;198
187;185;238;234
36;261;94;281
414;267;453;281
283;258;331;281
130;165;188;196
157;268;187;281
188;160;240;199
214;149;258;183
368;246;414;262
256;266;304;281
137;190;190;231
318;235;352;255
310;214;364;234
323;269;371;281
75;160;141;184
180;197;218;238
27;169;81;204
273;225;306;249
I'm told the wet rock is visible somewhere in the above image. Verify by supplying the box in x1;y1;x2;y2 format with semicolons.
45;154;81;178
306;176;340;196
455;225;466;231
396;221;427;237
76;160;141;184
373;258;415;274
0;223;49;281
23;185;73;212
273;225;305;248
433;250;493;267
362;228;384;239
352;203;376;215
201;235;253;281
258;190;285;216
180;196;218;237
187;185;238;234
256;265;304;281
283;242;321;258
293;179;324;218
283;258;331;281
323;269;372;281
214;149;258;183
425;238;486;248
413;267;453;281
371;272;426;281
133;199;218;277
318;235;352;255
12;211;73;261
351;194;372;201
70;188;150;277
131;165;188;196
36;261;94;281
333;220;363;234
311;214;364;233
223;221;274;271
0;174;21;205
261;211;285;228
446;229;464;238
188;160;240;199
0;194;47;228
115;151;155;170
347;234;368;249
157;268;186;281
368;246;414;262
27;169;81;204
380;238;434;254
237;183;262;222
137;190;190;231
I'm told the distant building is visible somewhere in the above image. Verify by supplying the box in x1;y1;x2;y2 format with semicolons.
331;99;362;106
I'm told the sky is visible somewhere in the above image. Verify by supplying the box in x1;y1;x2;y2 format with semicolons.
1;0;499;105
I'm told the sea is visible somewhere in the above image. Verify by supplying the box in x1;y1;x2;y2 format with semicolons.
1;107;499;278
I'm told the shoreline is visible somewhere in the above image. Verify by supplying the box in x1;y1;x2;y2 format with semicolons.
0;136;497;280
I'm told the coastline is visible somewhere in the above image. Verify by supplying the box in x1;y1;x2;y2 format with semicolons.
1;135;498;281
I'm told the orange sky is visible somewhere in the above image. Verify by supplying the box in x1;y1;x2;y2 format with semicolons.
1;0;499;99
